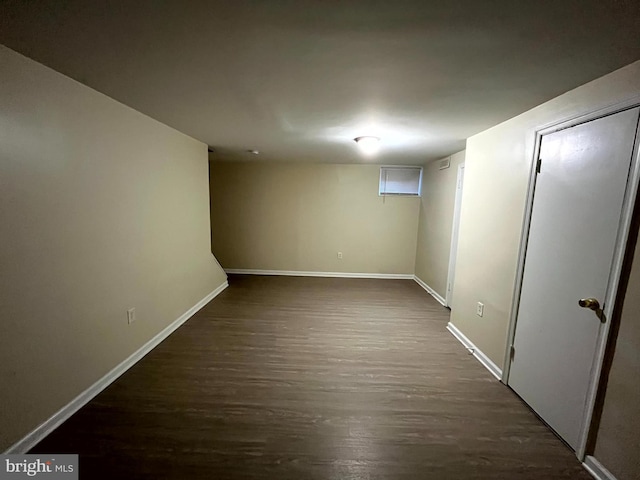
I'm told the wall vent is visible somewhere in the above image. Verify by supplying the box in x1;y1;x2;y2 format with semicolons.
439;157;451;170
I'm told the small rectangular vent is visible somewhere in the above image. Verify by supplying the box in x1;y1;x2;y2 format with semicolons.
439;157;451;170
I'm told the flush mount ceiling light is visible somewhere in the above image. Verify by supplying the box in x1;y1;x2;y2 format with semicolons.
354;136;380;156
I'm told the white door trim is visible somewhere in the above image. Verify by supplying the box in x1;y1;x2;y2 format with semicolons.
503;98;640;461
445;163;465;308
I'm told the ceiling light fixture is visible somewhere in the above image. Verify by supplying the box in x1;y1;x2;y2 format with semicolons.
354;136;380;156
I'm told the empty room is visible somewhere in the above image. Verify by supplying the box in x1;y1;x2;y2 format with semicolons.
2;2;640;479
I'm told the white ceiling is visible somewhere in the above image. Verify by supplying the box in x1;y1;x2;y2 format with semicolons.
2;1;640;165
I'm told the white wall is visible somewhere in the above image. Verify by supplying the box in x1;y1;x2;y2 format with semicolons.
0;45;227;451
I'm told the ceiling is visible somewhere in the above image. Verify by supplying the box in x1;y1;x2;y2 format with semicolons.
2;1;640;165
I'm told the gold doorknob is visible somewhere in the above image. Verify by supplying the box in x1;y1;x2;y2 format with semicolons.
579;298;600;311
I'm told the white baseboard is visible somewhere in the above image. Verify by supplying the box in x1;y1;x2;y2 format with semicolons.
4;281;229;454
224;268;414;280
446;322;503;380
413;276;447;306
583;456;618;480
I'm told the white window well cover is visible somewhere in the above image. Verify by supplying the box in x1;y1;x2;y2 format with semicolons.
379;166;423;196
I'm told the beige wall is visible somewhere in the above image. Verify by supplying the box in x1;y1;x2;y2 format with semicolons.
451;59;640;366
0;46;227;451
210;161;420;275
593;235;640;480
451;59;640;476
415;150;465;299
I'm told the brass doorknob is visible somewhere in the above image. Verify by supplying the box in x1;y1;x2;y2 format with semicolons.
579;298;600;311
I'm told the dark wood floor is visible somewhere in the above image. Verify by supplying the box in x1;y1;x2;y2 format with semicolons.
31;275;591;479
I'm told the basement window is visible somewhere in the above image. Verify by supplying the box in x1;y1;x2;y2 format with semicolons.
379;166;423;196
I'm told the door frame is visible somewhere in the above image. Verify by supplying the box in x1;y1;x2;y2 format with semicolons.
445;163;465;308
502;98;640;460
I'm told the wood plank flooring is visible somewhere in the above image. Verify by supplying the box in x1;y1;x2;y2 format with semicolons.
31;275;592;479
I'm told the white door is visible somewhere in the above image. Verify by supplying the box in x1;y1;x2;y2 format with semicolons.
508;107;640;451
446;163;464;307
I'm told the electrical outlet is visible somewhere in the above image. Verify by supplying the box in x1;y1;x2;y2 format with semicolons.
476;302;484;317
127;307;136;324
337;252;343;259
